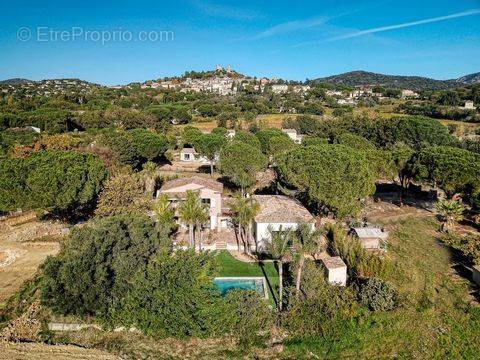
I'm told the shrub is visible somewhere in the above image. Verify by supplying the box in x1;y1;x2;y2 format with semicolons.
95;172;149;217
283;262;358;337
217;290;273;347
441;233;480;265
358;278;398;311
326;224;391;279
41;214;163;317
110;250;218;338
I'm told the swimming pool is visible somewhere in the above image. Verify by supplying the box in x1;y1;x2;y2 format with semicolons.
213;277;268;299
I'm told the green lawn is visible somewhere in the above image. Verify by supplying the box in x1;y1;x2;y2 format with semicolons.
283;217;480;358
214;251;279;306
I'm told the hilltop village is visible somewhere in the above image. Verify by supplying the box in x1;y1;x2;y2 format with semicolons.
1;65;480;358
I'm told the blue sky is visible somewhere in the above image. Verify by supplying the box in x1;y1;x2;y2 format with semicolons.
0;0;479;85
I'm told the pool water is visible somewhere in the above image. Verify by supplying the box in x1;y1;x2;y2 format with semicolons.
213;277;266;297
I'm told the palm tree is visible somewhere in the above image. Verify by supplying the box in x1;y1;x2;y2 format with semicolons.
178;190;208;249
436;199;465;232
195;205;209;252
294;222;324;298
152;194;176;237
267;226;294;311
230;195;260;254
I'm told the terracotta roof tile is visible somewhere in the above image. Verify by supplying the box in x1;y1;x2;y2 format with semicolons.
160;176;223;193
321;256;347;270
253;195;314;223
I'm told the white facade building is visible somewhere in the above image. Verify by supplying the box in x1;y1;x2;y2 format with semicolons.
271;84;289;94
252;195;315;250
157;176;224;230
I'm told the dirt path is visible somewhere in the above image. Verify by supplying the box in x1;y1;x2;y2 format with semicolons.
366;201;434;225
0;342;119;360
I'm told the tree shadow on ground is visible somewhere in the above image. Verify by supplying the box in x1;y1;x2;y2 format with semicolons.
374;183;436;212
259;261;278;307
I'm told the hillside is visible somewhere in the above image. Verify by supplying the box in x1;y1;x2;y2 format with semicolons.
457;72;480;84
312;70;479;91
0;78;32;85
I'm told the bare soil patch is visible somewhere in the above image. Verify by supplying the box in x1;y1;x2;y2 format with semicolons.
0;218;66;305
0;342;119;360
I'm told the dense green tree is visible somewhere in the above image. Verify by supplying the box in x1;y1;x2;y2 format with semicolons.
0;151;107;215
302;136;329;147
181;126;203;147
392;116;456;150
255;129;290;154
110;250;217;338
219;142;268;195
276;145;376;218
100;129;168;169
334;132;376;151
303;102;325;115
194;133;226;174
41;214;163;317
390;147;415;188
197;103;220;117
127;128;168;162
232;130;262;149
211;127;228;137
437;91;461;106
268;135;296;156
101;130;141;168
103;106;156;130
406;146;480;198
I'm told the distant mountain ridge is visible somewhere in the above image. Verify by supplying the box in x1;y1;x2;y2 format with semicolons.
1;70;479;90
0;78;102;87
312;70;479;91
456;72;480;85
0;78;31;85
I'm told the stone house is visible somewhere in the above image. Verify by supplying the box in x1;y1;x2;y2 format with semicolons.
157;176;224;230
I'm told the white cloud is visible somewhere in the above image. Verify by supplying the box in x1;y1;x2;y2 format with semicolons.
327;8;480;42
252;16;329;39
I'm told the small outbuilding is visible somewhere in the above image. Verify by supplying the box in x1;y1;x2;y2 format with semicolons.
321;256;347;286
180;147;198;162
351;227;388;250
